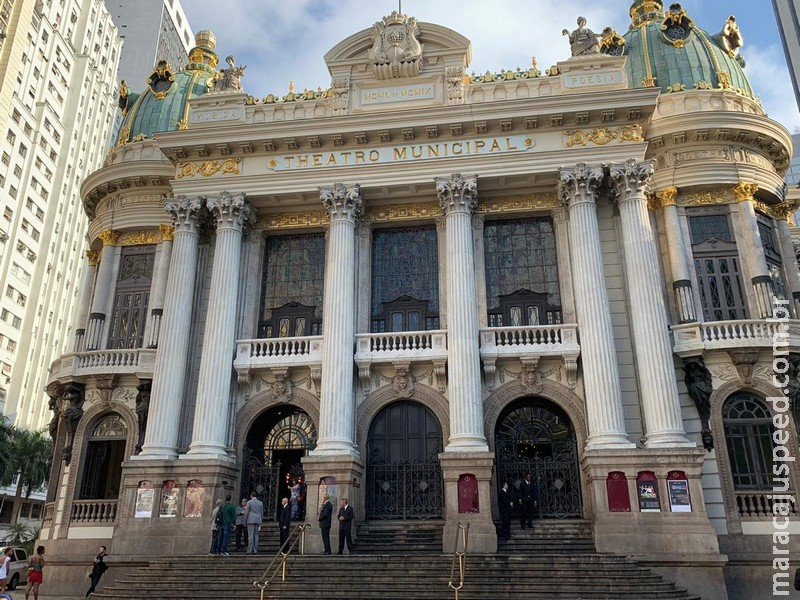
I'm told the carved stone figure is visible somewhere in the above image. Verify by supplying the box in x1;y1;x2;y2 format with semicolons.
562;16;602;57
61;382;86;465
214;55;246;92
134;380;152;455
271;373;293;403
368;12;423;79
46;383;64;440
682;356;713;451
392;367;414;398
519;361;543;395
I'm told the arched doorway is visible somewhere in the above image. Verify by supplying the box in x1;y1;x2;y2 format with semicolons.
79;414;127;499
241;406;316;520
366;400;443;520
495;398;582;518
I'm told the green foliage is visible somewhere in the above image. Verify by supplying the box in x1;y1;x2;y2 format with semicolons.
0;422;53;525
2;521;31;546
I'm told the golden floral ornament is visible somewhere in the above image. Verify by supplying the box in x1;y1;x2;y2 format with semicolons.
159;224;175;241
651;187;679;210
119;230;159;246
680;191;731;206
256;211;330;230
665;82;687;93
694;80;713;90
97;229;121;246
176;157;241;179
85;249;101;266
772;202;797;222
564;124;643;147
732;181;758;202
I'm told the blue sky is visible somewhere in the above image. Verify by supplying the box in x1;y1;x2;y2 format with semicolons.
178;0;800;132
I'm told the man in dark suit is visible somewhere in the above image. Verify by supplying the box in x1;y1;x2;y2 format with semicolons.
278;497;291;550
518;472;537;528
318;493;333;554
498;481;514;539
337;497;354;555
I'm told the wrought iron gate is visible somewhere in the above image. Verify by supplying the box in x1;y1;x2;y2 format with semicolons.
366;448;443;520
240;454;282;521
495;402;582;519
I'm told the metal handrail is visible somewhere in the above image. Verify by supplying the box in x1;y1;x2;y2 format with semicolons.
447;522;469;600
253;523;311;600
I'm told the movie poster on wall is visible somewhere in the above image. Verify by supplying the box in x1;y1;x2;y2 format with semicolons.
134;481;154;518
159;480;179;518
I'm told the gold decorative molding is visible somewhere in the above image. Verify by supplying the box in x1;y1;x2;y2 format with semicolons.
680;191;733;207
364;203;440;222
97;229;121;246
159;224;175;241
176;157;241;179
477;193;561;213
119;230;160;246
564;124;643;147
85;250;101;266
256;211;329;230
772;202;796;222
732;181;758;202
649;187;678;211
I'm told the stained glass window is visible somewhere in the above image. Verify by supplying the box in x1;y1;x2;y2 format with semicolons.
484;218;561;325
371;226;439;332
723;393;774;490
689;215;732;244
259;234;325;336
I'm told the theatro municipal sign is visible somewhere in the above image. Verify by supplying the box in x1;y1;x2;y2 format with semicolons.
266;135;535;172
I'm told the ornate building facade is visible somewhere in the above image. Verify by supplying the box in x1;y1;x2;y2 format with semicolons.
41;2;798;598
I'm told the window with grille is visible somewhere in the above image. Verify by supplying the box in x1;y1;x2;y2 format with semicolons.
688;210;747;321
370;226;439;333
757;216;790;305
722;393;774;490
107;246;154;349
258;233;325;338
484;218;561;327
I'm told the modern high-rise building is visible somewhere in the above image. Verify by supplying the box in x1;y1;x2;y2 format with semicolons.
0;0;122;433
104;0;193;88
772;0;800;111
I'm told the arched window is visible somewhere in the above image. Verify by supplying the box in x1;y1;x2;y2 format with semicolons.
79;414;127;499
722;393;773;490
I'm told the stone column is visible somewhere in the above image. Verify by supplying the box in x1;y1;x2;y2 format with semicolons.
558;163;633;449
74;250;100;351
137;197;205;460
610;160;692;448
85;229;120;350
186;193;253;460
146;224;174;348
774;203;800;316
654;187;696;323
436;173;488;451
312;183;363;456
733;182;772;319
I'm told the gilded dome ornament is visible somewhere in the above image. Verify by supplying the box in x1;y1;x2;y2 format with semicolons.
147;60;175;99
660;3;695;48
600;28;625;56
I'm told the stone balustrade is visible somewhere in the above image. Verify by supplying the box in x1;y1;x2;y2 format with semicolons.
736;490;797;519
47;348;156;385
672;319;800;356
233;335;324;372
70;499;118;524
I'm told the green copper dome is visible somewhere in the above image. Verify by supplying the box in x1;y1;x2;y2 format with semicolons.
617;1;755;98
114;31;219;145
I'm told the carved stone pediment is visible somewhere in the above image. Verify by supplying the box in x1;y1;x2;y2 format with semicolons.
368;12;423;79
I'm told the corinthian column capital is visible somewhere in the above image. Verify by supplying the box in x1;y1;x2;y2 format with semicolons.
609;159;654;203
435;173;478;215
652;186;678;210
320;183;364;222
732;181;759;202
206;191;255;232
557;163;604;208
97;228;121;246
165;195;206;232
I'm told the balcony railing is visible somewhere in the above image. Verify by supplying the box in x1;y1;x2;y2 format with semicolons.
672;319;800;356
479;324;581;390
42;502;55;528
355;330;448;395
47;348;156;384
736;490;798;519
70;499;118;524
234;336;324;372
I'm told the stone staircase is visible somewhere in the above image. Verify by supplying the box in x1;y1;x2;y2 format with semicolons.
91;521;701;600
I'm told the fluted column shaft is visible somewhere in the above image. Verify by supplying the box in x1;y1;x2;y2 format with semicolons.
436;174;488;451
774;207;800;315
559;164;633;449
611;160;692;448
146;225;175;348
74;250;99;351
313;183;363;455
85;229;120;350
138;197;204;460
655;188;696;323
187;193;253;459
733;182;772;318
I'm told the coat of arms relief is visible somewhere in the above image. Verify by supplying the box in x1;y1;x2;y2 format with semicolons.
368;11;424;79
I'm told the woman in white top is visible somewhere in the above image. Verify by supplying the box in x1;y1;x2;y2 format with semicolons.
0;547;13;593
